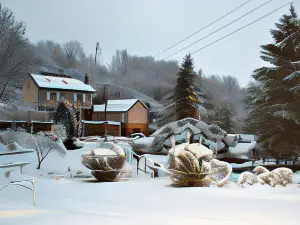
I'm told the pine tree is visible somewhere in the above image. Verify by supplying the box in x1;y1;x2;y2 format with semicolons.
157;54;203;126
244;5;300;159
211;101;237;133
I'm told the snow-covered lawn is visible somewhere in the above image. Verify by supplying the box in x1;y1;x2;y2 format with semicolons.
1;142;300;225
1;173;300;225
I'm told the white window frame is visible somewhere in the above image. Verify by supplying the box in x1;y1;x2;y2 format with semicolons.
83;94;86;103
46;92;51;101
74;93;77;102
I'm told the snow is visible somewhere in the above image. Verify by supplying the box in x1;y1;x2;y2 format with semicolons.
93;99;148;112
229;143;253;157
132;137;155;146
81;120;121;125
0;143;36;177
1;141;300;224
1;172;300;224
30;74;95;92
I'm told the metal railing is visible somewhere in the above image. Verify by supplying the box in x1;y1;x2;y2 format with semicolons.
0;179;36;206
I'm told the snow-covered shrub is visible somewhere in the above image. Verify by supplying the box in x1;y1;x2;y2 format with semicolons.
7;143;17;151
257;172;276;187
0;128;17;145
4;171;10;178
237;172;258;187
81;143;127;181
51;123;67;140
0;129;66;169
167;150;210;186
53;99;82;138
34;132;66;169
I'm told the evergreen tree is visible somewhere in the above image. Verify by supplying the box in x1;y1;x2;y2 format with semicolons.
53;99;82;138
244;5;300;159
211;101;237;133
157;54;203;126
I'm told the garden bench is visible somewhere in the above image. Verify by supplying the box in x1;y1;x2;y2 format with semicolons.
0;151;36;206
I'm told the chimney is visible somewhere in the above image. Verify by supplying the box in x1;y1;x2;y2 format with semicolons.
85;73;90;85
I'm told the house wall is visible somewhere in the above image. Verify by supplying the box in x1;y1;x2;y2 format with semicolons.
81;109;93;121
83;123;120;136
90;101;149;137
38;89;93;108
92;112;122;122
23;78;39;103
127;102;148;124
121;123;149;136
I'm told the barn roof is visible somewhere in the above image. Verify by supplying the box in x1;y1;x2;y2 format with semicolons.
93;99;148;112
29;74;95;93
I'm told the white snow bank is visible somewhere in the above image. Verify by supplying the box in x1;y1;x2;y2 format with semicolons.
1;175;300;225
132;137;155;146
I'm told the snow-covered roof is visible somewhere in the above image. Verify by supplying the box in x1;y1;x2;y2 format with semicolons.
0;120;53;124
93;99;148;112
81;120;120;125
30;74;95;92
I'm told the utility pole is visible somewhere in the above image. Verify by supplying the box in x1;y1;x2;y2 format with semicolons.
95;41;108;138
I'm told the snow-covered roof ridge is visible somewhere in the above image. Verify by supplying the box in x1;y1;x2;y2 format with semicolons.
93;99;148;112
30;74;95;92
81;120;120;125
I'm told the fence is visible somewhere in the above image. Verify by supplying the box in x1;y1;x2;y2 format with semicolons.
0;120;53;133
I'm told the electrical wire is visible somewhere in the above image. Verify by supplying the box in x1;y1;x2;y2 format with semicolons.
161;0;275;60
154;0;256;57
190;1;295;55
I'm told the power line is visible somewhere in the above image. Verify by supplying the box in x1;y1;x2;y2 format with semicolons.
154;0;255;58
161;0;275;60
191;1;295;55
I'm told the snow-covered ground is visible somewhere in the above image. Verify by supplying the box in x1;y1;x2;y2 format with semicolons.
1;142;300;225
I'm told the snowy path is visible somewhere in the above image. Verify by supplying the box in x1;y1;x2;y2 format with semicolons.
1;175;300;225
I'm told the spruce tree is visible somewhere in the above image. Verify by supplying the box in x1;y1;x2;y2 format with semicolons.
211;101;237;134
175;54;200;119
157;54;202;126
244;5;300;159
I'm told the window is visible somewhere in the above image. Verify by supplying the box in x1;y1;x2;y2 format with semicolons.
74;93;77;102
47;92;51;100
50;93;56;102
56;92;60;100
83;94;86;103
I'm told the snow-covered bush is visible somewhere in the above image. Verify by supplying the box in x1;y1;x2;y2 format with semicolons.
0;129;66;169
33;132;66;169
81;143;127;181
51;123;67;140
53;99;82;138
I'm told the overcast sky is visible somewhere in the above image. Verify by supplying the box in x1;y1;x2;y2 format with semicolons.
2;0;300;87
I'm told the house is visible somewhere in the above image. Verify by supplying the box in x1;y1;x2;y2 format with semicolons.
23;73;95;111
82;99;149;136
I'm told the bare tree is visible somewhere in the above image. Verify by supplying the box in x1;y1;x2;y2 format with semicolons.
63;40;85;68
0;129;66;169
0;4;36;106
33;132;66;169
